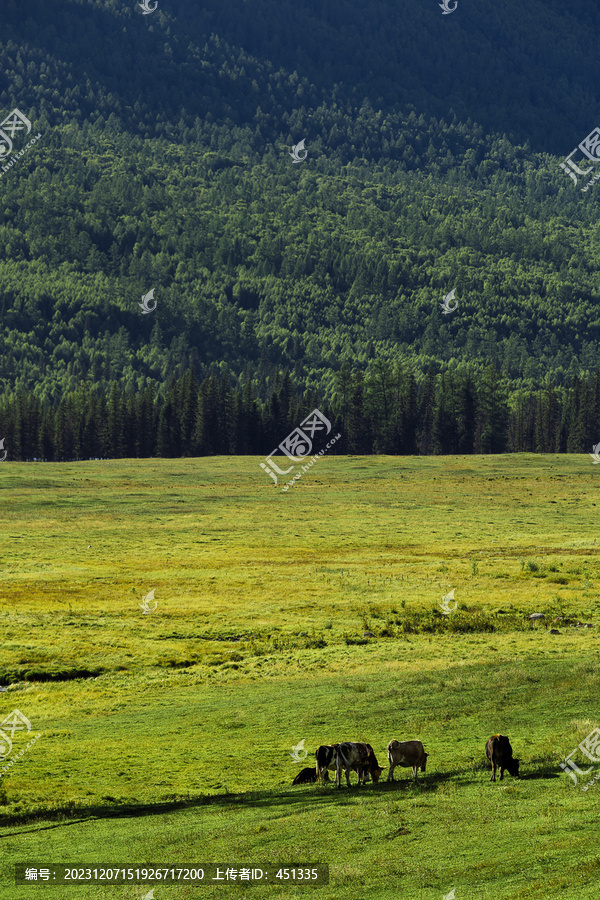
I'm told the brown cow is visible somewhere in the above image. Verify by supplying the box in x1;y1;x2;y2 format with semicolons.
485;734;520;782
387;739;428;782
292;767;317;785
334;742;385;787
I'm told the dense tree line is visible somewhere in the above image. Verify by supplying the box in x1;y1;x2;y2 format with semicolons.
2;363;599;461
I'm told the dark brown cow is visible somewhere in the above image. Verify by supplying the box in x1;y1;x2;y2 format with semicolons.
485;734;520;782
292;767;317;785
334;742;385;787
387;739;428;782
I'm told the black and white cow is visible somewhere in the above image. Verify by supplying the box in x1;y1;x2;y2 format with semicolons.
315;744;338;783
334;742;384;787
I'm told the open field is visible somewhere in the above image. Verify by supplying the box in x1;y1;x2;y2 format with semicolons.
1;455;600;899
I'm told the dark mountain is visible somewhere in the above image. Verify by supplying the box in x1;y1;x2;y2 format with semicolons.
1;0;600;456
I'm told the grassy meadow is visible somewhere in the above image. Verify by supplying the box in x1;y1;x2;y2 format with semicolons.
1;454;600;899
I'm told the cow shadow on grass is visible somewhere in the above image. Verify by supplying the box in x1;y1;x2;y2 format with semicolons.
0;787;359;833
518;768;561;780
0;769;563;834
0;775;465;833
377;771;455;791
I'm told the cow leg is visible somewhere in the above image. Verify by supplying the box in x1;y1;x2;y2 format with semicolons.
499;767;504;781
387;763;394;782
335;759;342;788
413;766;418;782
345;766;351;788
490;762;496;782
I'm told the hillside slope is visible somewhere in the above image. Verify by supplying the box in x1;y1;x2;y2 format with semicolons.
1;0;599;403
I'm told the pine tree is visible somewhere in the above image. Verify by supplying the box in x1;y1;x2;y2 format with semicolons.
136;384;156;458
194;375;220;455
565;376;585;453
219;374;236;454
456;374;477;454
367;359;393;453
432;373;457;454
474;366;509;454
348;370;371;453
418;366;436;455
38;410;55;461
400;371;418;454
107;383;125;457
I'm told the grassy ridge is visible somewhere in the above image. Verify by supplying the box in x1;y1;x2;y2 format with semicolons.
0;455;599;898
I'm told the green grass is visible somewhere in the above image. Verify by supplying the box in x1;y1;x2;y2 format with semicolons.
0;454;600;898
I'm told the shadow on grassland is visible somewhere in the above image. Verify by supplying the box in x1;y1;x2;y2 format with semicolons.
0;767;564;836
0;786;356;835
519;769;561;780
379;766;561;788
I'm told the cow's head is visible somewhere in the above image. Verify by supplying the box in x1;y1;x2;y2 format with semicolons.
508;758;520;778
371;765;385;783
421;752;428;773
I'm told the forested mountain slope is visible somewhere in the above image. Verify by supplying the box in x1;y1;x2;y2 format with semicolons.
1;0;600;419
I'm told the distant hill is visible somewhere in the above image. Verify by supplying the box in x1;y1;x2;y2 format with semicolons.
1;0;600;408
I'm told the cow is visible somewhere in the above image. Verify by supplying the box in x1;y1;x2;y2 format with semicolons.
334;742;385;787
315;744;338;783
485;734;520;782
387;739;428;783
316;743;375;784
292;767;317;785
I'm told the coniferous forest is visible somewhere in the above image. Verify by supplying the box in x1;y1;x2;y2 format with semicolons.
2;364;600;460
2;0;600;456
